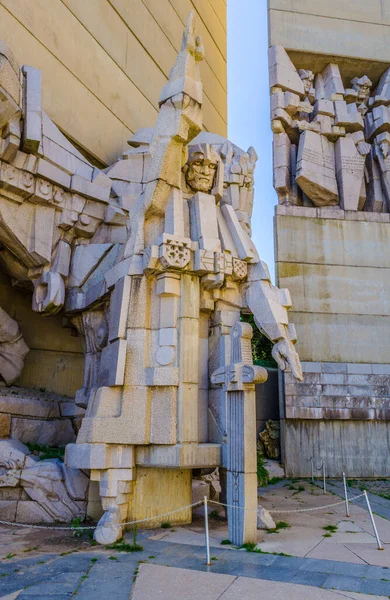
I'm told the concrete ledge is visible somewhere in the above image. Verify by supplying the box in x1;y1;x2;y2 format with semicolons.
135;443;221;468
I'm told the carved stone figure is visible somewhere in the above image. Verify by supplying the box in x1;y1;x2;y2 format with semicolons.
0;307;29;385
0;439;88;523
183;143;219;193
0;14;302;544
268;45;390;211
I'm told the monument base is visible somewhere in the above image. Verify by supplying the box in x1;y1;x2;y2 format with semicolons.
126;467;192;529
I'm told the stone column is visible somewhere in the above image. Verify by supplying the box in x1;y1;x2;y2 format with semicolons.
211;321;267;546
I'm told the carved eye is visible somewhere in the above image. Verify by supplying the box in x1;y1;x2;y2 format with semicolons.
209;163;217;170
193;160;202;166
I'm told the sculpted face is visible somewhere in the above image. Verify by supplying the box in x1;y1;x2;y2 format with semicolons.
185;147;218;193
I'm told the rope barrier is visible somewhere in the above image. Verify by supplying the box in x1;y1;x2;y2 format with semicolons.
208;493;365;515
0;491;371;531
0;501;203;531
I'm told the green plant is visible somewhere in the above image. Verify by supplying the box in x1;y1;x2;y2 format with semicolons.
148;555;156;559
267;520;290;534
161;522;171;529
257;451;269;487
71;517;84;537
241;313;277;365
25;443;65;461
5;553;15;559
90;557;98;563
211;556;218;560
106;530;143;553
109;556;118;561
268;477;283;485
221;539;232;545
240;542;257;552
323;524;338;533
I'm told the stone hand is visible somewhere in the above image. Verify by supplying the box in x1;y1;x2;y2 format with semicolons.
272;338;303;381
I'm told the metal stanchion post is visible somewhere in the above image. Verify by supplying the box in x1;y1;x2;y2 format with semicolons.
364;490;383;550
204;496;211;565
322;462;326;494
343;472;350;517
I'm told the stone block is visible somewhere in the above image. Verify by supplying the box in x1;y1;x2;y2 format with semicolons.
11;417;75;446
108;276;131;341
178;318;199;384
16;500;52;524
0;395;59;418
301;362;322;373
192;479;210;504
347;363;373;374
372;364;390;374
59;402;85;417
321;373;346;385
0;500;17;521
145;367;179;387
177;384;198;443
268;45;304;95
257;506;276;530
0;413;11;437
99;339;127;387
150;387;177;444
198;388;208;443
276;214;390;268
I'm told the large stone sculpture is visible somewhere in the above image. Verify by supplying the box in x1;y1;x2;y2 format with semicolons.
268;46;390;211
0;15;302;544
0;439;88;523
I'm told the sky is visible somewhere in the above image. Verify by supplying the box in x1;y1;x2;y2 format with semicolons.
227;0;276;279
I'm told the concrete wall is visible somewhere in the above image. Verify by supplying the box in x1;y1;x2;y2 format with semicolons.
275;206;390;363
268;0;390;85
0;272;83;397
268;2;390;476
0;0;227;166
255;369;279;436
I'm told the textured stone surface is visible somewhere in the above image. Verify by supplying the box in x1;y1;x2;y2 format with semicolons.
0;16;302;547
0;414;11;438
0;439;88;523
257;506;276;530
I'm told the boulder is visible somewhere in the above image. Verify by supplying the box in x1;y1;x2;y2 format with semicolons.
257;506;276;530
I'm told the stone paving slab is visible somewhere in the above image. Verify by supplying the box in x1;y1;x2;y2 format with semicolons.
131;564;390;600
0;536;390;598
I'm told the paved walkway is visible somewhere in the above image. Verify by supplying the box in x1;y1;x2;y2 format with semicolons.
132;563;389;600
1;534;390;598
1;479;389;598
327;479;390;522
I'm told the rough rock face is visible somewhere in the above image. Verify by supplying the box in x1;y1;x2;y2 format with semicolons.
258;420;281;460
257;506;276;530
0;439;88;523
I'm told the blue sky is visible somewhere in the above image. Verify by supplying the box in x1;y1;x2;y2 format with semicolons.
227;0;276;279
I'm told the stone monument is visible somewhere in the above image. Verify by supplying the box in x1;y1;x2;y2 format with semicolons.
270;45;390;477
0;15;302;543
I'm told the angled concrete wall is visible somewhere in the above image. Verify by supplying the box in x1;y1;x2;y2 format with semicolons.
0;0;227;165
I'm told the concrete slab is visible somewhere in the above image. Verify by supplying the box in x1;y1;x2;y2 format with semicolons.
306;540;366;564
132;565;389;600
255;525;323;557
131;564;236;600
343;543;390;568
0;592;23;600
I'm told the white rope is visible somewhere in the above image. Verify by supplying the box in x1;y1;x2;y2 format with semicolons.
0;501;203;531
0;492;367;531
209;493;366;514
